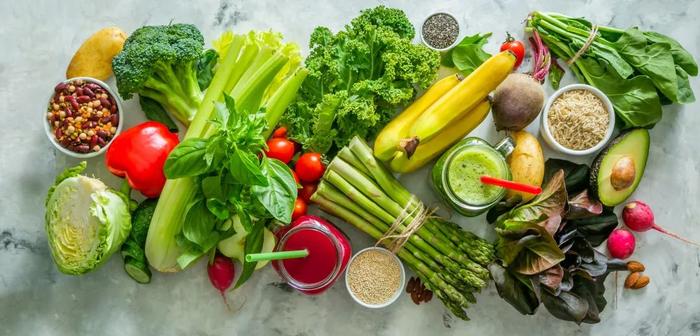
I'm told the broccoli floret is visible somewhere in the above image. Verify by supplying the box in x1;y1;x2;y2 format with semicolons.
112;23;205;126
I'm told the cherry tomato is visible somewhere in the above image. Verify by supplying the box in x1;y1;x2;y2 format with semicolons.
295;153;325;183
292;198;307;220
265;138;295;164
500;33;525;68
272;127;287;138
299;183;318;202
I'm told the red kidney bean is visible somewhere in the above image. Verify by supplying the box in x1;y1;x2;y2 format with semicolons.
110;104;116;113
76;144;90;153
96;136;106;146
83;87;95;98
55;127;63;139
110;114;118;125
101;116;111;124
99;98;111;108
77;95;91;103
96;130;108;139
86;83;100;91
54;82;67;92
89;135;98;148
76;87;84;96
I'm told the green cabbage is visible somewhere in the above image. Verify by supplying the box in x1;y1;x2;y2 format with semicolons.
45;162;131;275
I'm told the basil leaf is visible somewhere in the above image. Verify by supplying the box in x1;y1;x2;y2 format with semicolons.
182;199;220;250
228;147;268;186
139;95;178;133
201;175;223;200
235;222;264;288
449;33;492;75
196;49;219;90
252;158;298;224
164;138;210;179
206;198;230;220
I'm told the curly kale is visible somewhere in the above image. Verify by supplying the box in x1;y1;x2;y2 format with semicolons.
284;6;440;155
112;23;206;126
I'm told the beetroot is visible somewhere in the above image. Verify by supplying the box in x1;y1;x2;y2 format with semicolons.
622;201;699;246
607;228;636;259
208;254;236;308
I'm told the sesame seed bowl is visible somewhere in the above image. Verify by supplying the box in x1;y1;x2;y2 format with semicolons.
43;77;123;158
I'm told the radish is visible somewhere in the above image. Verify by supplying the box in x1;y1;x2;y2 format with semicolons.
607;228;636;259
208;254;236;308
622;200;699;246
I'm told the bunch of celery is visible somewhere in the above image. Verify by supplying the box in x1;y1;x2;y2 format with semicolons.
145;31;307;272
310;137;494;320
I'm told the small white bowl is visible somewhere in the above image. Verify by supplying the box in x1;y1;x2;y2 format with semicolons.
540;84;615;156
44;77;123;158
345;247;405;309
420;12;461;52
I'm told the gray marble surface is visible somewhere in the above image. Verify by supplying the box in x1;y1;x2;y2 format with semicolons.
1;0;699;335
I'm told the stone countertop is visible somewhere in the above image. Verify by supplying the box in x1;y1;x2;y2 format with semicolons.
1;0;699;335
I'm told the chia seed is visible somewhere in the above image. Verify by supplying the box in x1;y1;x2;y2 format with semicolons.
422;13;459;50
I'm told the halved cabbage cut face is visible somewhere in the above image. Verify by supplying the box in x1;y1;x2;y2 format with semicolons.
45;173;131;275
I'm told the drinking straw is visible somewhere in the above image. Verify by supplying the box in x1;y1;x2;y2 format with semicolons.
245;249;309;262
480;175;542;195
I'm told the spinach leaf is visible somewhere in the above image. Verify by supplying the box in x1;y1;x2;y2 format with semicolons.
252;157;298;224
235;221;264;288
197;49;219;90
578;57;662;128
164;138;210;179
549;58;565;90
614;29;680;103
675;65;696;104
447;33;492;75
139;96;179;133
643;31;698;76
489;263;540;315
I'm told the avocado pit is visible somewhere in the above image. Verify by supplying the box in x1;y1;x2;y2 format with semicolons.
610;155;636;191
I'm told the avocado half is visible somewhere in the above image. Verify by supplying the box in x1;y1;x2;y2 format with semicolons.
590;129;650;207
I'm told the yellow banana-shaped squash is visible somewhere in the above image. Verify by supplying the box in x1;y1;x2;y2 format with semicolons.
389;100;491;173
401;51;516;157
373;74;462;161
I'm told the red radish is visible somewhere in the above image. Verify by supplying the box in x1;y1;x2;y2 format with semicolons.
208;254;236;309
607;229;636;259
622;201;699;246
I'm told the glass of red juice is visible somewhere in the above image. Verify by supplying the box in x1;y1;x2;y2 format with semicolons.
272;215;351;295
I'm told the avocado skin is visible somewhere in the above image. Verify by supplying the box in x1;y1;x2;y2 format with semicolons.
590;129;649;206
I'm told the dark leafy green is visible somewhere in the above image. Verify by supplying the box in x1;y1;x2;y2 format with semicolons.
235;222;264;288
196;49;218;90
489;263;540;315
139;96;179;133
543;158;590;195
548;57;565;90
443;33;492;75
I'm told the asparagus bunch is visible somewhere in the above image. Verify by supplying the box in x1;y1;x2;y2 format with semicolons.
310;136;494;320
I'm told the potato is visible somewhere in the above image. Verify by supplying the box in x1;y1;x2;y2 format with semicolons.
66;27;127;80
506;131;544;203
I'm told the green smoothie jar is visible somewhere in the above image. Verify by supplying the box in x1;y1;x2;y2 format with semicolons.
431;137;514;217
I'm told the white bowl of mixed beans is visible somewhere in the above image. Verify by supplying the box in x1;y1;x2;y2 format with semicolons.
44;77;123;158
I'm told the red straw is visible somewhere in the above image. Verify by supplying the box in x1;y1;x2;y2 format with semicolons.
480;175;542;195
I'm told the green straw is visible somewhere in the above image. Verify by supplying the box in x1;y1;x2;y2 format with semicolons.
245;249;309;262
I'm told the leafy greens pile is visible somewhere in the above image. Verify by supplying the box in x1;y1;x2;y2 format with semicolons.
490;162;624;324
527;11;698;128
283;6;440;155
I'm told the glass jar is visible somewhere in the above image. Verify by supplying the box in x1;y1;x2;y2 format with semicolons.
431;137;514;217
272;215;352;295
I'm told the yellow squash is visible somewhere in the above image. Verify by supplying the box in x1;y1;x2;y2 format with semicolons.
506;130;544;203
389;100;491;173
402;51;516;155
373;74;461;161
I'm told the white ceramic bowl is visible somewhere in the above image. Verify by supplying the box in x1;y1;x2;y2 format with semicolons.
540;83;615;156
44;77;123;158
420;12;460;52
345;247;405;309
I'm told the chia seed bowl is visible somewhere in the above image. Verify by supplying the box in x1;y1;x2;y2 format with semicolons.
420;12;460;51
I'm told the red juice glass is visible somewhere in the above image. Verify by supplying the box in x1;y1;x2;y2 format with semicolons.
272;215;351;295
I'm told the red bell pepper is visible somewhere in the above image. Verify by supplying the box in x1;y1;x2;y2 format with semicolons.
106;121;179;198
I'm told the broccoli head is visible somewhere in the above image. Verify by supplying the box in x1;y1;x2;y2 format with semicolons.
113;23;205;126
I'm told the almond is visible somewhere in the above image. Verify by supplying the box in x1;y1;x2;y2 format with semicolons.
632;275;650;289
624;272;642;288
627;260;646;273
